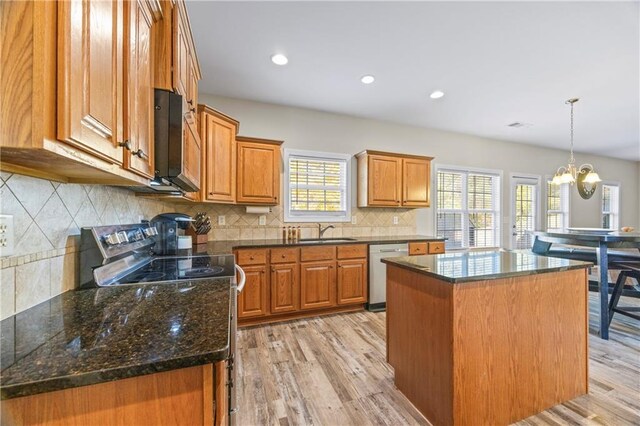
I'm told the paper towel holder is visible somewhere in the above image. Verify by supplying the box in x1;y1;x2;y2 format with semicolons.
245;206;272;214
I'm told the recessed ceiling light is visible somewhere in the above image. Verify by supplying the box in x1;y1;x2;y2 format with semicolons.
271;54;288;66
361;75;375;84
430;90;445;99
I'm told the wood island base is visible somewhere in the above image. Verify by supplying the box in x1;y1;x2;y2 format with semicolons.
386;265;589;426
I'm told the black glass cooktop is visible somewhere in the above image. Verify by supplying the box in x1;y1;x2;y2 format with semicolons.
116;254;236;284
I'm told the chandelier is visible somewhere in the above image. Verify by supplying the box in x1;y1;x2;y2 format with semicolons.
551;98;601;187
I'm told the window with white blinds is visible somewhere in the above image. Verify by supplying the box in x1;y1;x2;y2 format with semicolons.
284;149;352;222
546;180;569;231
602;184;620;230
435;167;501;249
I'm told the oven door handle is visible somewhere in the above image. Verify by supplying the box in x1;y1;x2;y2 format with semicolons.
235;265;246;293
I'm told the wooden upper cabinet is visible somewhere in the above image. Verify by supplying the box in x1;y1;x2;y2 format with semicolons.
356;150;433;208
368;155;402;206
182;112;201;196
57;0;125;165
236;137;283;205
152;0;201;106
402;157;431;207
198;106;239;203
123;0;160;179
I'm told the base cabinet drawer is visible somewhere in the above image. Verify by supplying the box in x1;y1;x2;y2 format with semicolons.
428;241;445;254
300;261;336;310
270;263;300;314
408;242;428;256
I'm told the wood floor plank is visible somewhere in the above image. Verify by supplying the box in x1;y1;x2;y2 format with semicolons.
237;294;640;425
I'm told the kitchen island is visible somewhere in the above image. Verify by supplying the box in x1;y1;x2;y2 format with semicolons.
382;250;592;426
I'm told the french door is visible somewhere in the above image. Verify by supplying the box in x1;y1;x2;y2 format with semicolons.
510;176;540;249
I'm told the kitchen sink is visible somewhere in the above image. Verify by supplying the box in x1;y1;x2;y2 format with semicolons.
297;238;357;244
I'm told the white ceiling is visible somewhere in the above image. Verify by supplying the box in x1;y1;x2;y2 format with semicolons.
187;1;640;161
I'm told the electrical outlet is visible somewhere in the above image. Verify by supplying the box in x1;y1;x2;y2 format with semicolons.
351;216;357;225
259;215;266;226
0;215;15;257
218;215;226;226
138;215;145;223
393;216;399;225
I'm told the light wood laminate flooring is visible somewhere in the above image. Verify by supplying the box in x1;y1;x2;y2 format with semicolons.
236;294;640;425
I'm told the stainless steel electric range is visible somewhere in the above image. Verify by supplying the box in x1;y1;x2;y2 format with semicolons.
79;221;245;426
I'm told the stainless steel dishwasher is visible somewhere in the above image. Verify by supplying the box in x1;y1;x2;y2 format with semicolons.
368;243;409;311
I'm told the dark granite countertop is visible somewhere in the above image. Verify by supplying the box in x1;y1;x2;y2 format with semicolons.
1;278;232;400
205;235;444;254
382;250;592;283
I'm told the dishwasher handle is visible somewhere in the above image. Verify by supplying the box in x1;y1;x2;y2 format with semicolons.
378;248;409;253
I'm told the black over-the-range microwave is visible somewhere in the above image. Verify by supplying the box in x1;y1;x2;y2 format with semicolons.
151;88;199;193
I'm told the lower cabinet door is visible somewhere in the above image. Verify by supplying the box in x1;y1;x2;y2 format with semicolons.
238;265;268;318
300;261;336;310
271;263;300;314
337;259;368;305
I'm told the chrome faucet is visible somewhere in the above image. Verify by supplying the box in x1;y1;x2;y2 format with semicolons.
318;223;335;239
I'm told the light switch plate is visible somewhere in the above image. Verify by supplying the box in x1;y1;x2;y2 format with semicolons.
393;216;399;225
218;215;226;226
0;215;15;257
351;216;357;225
259;215;266;226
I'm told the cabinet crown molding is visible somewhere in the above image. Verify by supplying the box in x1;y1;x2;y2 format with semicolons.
356;150;434;161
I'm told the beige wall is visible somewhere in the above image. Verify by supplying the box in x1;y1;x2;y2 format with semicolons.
199;94;640;244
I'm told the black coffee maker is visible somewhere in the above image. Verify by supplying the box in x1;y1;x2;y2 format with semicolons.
150;213;193;255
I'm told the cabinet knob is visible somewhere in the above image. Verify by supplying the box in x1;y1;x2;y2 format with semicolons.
249;256;254;260
119;140;132;150
133;149;146;159
281;254;286;258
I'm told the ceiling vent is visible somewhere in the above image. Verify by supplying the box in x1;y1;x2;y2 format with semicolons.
507;122;532;128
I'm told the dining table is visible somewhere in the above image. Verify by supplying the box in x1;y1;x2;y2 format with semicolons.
531;230;640;339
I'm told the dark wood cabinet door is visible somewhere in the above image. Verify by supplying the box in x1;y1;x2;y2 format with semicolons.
300;261;336;310
271;263;300;314
337;259;367;305
238;264;268;318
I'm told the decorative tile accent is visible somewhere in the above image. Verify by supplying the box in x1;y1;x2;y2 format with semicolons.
34;193;74;248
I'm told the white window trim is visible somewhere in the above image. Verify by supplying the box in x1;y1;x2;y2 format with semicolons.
601;181;621;230
544;175;570;231
433;164;503;250
283;149;352;223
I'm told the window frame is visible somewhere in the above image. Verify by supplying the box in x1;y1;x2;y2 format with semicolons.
434;165;502;250
601;182;620;230
283;149;352;223
544;177;570;232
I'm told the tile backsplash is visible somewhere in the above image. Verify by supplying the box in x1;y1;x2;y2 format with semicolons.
0;172;416;319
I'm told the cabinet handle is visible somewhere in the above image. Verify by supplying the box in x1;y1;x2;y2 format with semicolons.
190;107;196;113
119;140;132;150
133;149;147;159
187;99;193;105
209;192;214;195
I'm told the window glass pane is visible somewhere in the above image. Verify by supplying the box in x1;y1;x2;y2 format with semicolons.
468;212;495;247
288;156;346;214
437;172;462;209
467;175;493;210
437;212;463;249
